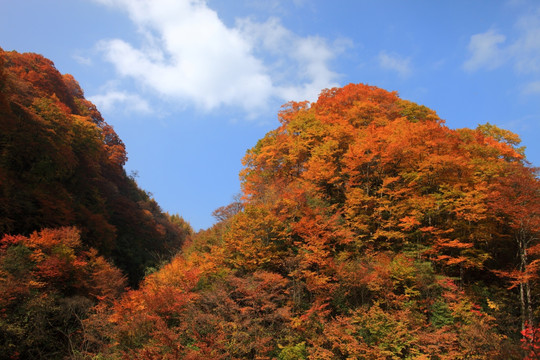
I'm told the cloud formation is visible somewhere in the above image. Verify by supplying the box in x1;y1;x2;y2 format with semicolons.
378;51;412;78
463;30;507;72
237;17;342;103
92;0;342;114
73;54;93;66
522;80;540;94
463;8;540;74
89;90;152;114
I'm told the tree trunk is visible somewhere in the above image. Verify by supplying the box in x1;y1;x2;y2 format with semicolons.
518;226;534;333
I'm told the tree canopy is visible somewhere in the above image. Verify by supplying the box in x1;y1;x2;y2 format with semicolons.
88;84;539;359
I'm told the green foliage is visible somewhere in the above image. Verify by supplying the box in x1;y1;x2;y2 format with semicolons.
278;342;307;360
430;300;454;328
1;244;33;276
476;122;526;156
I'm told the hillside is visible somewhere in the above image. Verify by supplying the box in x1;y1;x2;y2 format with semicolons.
0;49;194;358
0;49;191;285
85;84;539;359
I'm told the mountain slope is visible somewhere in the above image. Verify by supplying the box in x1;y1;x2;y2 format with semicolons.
90;84;539;359
0;49;191;285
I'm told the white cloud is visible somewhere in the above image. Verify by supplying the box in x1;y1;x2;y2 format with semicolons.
463;30;507;72
91;0;343;115
464;8;540;73
378;51;412;78
237;17;341;102
512;9;540;73
522;80;540;94
73;54;92;66
89;90;152;114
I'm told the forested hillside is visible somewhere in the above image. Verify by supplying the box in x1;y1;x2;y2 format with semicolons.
86;85;539;359
0;49;190;357
1;50;539;359
0;49;191;285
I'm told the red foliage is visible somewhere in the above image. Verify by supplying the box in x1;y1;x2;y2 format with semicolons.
523;324;540;360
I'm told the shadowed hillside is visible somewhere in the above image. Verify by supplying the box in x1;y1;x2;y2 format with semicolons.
0;49;191;285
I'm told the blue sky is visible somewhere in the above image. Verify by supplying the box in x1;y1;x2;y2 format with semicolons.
2;0;540;230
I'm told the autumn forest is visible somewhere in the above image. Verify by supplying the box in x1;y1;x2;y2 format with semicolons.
0;49;539;359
